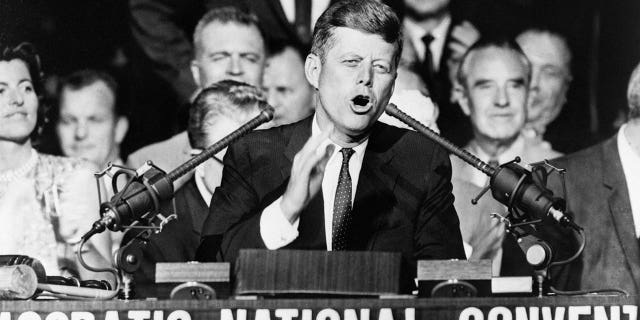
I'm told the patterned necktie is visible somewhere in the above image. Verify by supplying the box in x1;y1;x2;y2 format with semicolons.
332;148;355;251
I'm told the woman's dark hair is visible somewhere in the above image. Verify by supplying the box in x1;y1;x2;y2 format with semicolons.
0;42;47;143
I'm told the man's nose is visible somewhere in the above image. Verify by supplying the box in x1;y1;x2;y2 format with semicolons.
530;68;541;91
74;121;88;140
494;87;510;108
227;56;243;76
356;63;373;87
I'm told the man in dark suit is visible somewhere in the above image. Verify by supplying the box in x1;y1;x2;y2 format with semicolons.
122;80;267;297
197;0;466;291
401;0;480;145
546;62;640;295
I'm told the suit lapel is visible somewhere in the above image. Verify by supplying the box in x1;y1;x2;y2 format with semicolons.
601;137;640;291
349;123;397;249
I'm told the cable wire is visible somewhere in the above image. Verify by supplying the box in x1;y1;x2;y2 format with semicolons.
74;237;120;300
550;228;586;268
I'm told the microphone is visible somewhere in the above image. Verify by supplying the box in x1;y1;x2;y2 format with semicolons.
384;103;580;231
82;104;275;240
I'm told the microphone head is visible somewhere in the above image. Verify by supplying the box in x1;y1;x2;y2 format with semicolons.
258;102;275;121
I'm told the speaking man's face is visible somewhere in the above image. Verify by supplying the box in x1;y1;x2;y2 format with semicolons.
306;27;398;143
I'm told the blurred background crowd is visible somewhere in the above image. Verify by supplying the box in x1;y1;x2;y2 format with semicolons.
2;0;639;158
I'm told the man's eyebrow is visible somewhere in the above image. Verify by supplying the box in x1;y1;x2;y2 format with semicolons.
471;78;492;87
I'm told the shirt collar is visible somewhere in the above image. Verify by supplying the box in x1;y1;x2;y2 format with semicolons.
194;165;213;205
403;16;451;40
311;114;369;157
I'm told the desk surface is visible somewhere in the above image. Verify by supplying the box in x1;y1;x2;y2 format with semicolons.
0;296;638;320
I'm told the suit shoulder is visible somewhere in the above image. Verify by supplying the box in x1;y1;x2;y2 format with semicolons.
234;120;302;149
549;137;610;169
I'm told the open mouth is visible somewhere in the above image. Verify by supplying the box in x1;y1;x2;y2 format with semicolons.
350;95;373;113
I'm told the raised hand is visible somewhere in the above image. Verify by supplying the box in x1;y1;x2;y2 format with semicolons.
280;126;335;223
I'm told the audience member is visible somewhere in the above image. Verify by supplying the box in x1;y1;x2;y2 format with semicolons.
55;70;129;172
263;42;314;128
124;80;265;297
127;7;268;189
0;42;112;281
516;28;572;152
401;0;480;145
197;0;465;292
451;38;562;277
546;61;640;295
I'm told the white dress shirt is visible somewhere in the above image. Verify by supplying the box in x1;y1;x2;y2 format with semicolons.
279;0;332;31
617;124;640;238
194;164;213;205
403;14;452;71
260;115;368;250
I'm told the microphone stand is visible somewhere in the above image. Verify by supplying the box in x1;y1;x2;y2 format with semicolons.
77;105;274;299
385;103;584;296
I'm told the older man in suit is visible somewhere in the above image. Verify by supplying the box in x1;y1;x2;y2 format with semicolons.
546;62;640;294
451;37;564;278
197;0;466;292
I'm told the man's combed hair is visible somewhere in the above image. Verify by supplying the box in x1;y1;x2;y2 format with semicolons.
457;36;532;87
310;0;403;65
193;6;265;57
188;80;266;149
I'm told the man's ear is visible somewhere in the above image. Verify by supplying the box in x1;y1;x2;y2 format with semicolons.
454;81;471;116
114;116;129;145
190;60;201;87
305;53;322;89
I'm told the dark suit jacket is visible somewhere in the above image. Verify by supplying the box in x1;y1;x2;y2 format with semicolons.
123;177;208;297
547;135;638;294
197;117;466;291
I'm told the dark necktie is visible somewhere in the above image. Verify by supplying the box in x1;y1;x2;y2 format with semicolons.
294;0;312;45
332;148;355;251
421;34;440;101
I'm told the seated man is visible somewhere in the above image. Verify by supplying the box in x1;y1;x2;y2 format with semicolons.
263;41;315;128
197;0;466;292
545;62;640;295
122;80;265;297
451;37;566;279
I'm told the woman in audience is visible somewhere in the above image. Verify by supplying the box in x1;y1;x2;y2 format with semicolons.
0;42;112;282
